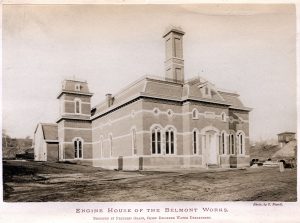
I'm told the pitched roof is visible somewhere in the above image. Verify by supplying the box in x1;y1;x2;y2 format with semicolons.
272;140;297;158
278;132;296;136
92;75;251;119
40;123;58;141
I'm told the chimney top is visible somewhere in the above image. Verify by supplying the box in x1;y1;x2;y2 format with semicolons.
163;26;185;38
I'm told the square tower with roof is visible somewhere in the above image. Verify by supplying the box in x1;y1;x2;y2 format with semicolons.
56;79;93;161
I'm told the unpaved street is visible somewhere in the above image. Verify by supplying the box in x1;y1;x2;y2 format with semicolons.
3;160;297;202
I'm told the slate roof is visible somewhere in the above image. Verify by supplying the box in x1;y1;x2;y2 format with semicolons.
42;124;58;141
57;79;93;99
34;123;58;141
92;75;251;119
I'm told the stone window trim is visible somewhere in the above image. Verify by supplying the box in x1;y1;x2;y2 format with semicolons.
151;125;162;155
74;98;82;114
228;131;236;155
192;108;199;119
72;137;84;159
75;83;81;91
165;125;176;155
236;130;246;156
220;131;227;155
192;128;199;155
221;112;227;122
150;124;177;156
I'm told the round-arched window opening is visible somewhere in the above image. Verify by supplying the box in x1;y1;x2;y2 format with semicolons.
221;112;226;122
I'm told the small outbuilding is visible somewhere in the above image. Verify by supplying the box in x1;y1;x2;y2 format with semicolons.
33;123;59;161
278;132;296;148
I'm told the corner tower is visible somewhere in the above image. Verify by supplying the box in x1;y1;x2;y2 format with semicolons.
57;79;93;162
163;27;185;83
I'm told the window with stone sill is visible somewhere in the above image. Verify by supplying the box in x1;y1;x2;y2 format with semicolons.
151;127;162;154
165;127;175;155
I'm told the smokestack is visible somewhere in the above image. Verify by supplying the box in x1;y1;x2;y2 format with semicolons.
163;27;185;83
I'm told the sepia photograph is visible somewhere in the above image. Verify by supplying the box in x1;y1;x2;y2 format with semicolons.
1;1;298;222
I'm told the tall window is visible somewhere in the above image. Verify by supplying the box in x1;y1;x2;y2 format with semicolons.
132;128;137;156
165;127;175;155
192;109;198;119
74;138;83;159
221;112;226;122
237;132;245;155
229;133;235;155
74;98;81;114
221;132;226;154
151;127;161;154
193;130;198;154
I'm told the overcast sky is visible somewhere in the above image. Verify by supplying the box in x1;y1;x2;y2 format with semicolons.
2;4;296;141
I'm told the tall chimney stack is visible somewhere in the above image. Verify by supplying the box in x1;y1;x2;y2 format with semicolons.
163;27;185;83
106;93;113;107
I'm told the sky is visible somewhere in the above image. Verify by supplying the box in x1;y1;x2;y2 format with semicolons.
2;4;297;141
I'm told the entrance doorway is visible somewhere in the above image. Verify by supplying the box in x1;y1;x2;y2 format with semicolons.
201;127;220;167
207;131;218;165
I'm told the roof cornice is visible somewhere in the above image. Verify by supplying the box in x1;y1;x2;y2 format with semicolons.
229;106;252;112
57;90;93;99
91;94;247;121
56;116;91;123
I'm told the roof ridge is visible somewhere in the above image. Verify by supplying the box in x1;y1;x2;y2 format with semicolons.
40;123;58;126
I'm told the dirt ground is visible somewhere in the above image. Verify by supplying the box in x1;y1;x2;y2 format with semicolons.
2;160;297;202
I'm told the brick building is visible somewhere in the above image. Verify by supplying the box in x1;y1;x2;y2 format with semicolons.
34;27;251;170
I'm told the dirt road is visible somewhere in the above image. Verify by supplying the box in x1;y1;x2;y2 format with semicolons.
3;160;297;202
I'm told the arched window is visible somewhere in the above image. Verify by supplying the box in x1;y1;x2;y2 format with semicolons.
165;127;175;155
229;133;235;155
192;108;198;119
132;128;137;156
220;132;226;154
237;132;245;155
109;134;113;157
73;138;83;159
74;98;81;114
221;112;226;122
151;126;161;154
193;130;198;155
